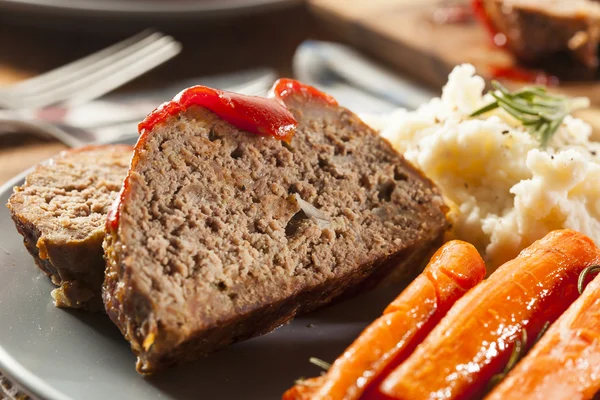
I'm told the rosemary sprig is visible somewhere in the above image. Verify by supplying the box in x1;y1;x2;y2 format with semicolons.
487;321;550;390
535;321;550;343
485;265;600;391
488;328;527;388
294;377;321;387
578;265;600;294
470;80;589;148
295;357;332;387
309;357;332;371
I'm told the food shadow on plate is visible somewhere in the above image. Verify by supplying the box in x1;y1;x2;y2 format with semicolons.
146;282;406;400
147;332;346;399
57;269;410;399
61;308;130;349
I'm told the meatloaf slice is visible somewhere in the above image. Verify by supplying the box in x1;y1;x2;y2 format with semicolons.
478;0;600;78
103;81;448;374
7;145;132;311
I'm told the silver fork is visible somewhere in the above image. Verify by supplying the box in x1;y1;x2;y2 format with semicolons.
91;77;275;145
0;30;181;110
0;69;277;147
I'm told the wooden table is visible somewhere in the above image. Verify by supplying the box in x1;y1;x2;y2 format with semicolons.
4;2;600;187
0;4;328;185
307;0;600;138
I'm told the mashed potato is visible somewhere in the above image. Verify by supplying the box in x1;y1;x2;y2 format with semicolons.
367;64;600;268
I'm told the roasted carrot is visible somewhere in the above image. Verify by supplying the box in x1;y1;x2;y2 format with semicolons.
282;240;486;400
379;229;600;400
485;267;600;400
282;377;322;400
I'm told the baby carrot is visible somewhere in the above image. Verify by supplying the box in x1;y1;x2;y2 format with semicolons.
485;267;600;400
379;229;600;400
283;240;486;400
282;377;322;400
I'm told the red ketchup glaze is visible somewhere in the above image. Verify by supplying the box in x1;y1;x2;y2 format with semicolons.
471;0;498;39
107;79;336;231
271;78;338;106
490;65;559;86
106;184;126;231
138;84;298;142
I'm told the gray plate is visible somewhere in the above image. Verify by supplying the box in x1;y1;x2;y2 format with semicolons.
0;136;403;400
0;0;300;20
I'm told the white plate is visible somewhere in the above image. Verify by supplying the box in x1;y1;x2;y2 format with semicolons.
0;0;300;21
0;137;403;400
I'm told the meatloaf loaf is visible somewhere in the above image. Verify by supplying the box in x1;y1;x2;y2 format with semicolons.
103;79;448;374
478;0;600;78
7;145;132;311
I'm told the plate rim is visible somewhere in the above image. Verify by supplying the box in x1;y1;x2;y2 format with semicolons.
0;345;69;400
0;0;301;17
0;167;72;400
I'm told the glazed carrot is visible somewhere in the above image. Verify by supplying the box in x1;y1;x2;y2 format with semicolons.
485;269;600;400
282;377;322;400
283;240;486;400
379;229;600;400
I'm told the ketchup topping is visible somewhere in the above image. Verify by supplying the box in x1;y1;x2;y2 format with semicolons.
471;0;498;40
107;79;336;231
139;84;298;142
271;78;338;106
106;185;125;231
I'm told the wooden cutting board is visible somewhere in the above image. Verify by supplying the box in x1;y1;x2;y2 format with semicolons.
307;0;600;134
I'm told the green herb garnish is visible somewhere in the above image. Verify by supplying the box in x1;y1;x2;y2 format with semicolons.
294;377;321;387
471;80;589;148
488;321;550;390
293;357;332;387
535;321;550;343
488;328;528;388
309;357;332;370
578;265;600;294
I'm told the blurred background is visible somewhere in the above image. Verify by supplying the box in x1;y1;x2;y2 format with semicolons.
0;0;323;183
1;0;600;184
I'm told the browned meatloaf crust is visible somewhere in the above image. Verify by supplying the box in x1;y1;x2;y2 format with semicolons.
103;87;448;374
7;145;132;311
481;0;600;78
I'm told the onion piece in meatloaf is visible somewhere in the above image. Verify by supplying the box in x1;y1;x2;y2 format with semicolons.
103;80;448;374
7;145;132;311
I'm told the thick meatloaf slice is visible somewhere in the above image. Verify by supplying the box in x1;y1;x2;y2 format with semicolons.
7;145;132;311
103;83;448;374
479;0;600;78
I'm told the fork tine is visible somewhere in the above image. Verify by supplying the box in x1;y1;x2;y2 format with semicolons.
2;30;155;94
5;32;166;104
63;41;182;107
10;35;180;110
